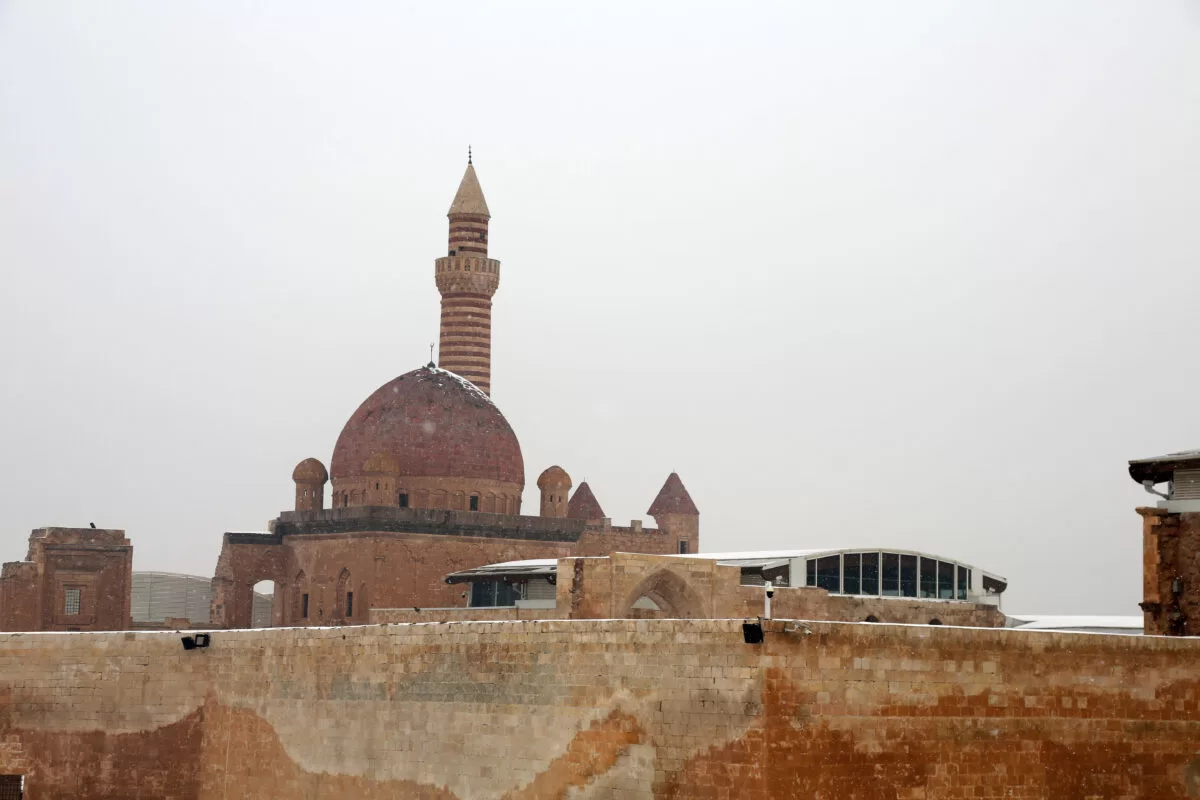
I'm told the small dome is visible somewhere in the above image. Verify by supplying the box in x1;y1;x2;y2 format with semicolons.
362;451;401;475
537;465;572;490
292;458;328;484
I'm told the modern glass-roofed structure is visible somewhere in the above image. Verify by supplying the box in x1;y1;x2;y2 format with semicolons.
666;549;1008;605
447;548;1008;610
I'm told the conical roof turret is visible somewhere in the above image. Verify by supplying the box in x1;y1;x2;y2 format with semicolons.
567;482;606;520
448;162;490;218
647;472;699;516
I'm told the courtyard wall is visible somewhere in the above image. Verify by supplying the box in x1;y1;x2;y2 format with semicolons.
0;619;1197;798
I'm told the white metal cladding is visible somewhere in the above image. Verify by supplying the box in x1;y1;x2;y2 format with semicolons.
1174;469;1200;500
523;577;556;601
131;572;212;624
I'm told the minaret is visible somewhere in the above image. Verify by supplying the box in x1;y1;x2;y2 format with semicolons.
434;153;500;394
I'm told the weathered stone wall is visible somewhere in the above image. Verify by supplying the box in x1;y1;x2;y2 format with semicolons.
0;528;132;632
371;552;1004;627
0;619;1197;799
560;552;1005;627
1139;507;1200;635
211;512;691;629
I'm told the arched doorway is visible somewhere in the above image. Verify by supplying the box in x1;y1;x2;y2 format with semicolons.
620;569;705;619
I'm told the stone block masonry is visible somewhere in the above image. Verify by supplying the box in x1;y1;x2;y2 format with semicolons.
0;620;1198;798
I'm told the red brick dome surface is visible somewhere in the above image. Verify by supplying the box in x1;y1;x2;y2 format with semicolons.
330;366;524;486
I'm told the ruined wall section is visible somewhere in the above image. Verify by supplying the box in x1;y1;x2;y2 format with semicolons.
1139;507;1200;635
0;620;1197;799
1;528;132;632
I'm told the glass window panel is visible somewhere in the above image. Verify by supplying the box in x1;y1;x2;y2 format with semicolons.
919;557;937;598
843;553;861;595
882;553;900;597
900;555;918;598
938;561;955;599
470;581;494;607
860;552;880;596
817;556;840;594
495;581;523;607
806;559;816;587
957;567;970;600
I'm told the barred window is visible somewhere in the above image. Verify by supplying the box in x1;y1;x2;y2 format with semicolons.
64;588;81;616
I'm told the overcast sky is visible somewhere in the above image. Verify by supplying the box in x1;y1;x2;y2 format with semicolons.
2;2;1197;615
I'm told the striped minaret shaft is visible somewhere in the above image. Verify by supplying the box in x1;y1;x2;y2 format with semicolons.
434;158;500;394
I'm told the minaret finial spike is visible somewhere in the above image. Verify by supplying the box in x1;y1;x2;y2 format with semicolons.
428;342;435;368
468;145;472;165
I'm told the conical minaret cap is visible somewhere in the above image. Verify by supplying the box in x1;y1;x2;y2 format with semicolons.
448;163;491;218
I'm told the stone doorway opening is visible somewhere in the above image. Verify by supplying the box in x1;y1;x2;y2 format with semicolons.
251;580;277;628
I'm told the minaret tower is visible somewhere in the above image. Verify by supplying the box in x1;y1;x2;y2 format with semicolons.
434;152;501;394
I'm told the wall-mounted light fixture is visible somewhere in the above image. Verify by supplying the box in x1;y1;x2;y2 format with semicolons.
181;633;211;650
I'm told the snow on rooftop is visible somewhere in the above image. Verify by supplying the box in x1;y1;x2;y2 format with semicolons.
1007;615;1143;631
468;558;558;569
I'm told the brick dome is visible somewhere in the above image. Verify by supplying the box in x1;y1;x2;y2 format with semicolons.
537;465;572;490
292;457;328;484
330;366;525;489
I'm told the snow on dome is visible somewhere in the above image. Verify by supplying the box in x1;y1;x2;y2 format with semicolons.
330;365;524;486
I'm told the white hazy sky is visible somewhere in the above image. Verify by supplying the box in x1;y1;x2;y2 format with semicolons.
2;2;1198;615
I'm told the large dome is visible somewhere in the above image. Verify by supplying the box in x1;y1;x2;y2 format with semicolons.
330;365;524;487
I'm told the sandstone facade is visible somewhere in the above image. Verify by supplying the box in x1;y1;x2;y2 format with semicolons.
0;619;1197;798
373;552;1005;628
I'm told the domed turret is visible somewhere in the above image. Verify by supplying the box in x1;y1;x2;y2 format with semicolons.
292;458;328;512
537;465;572;518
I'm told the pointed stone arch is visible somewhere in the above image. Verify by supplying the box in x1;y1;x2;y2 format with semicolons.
620;568;706;619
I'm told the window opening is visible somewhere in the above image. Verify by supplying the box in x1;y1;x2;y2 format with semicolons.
919;557;937;599
469;495;479;511
882;553;900;596
843;553;861;595
64;588;81;615
0;774;24;800
345;591;353;617
469;580;523;608
938;560;955;599
861;552;880;595
900;554;918;598
816;555;840;593
957;565;969;600
678;540;689;554
398;492;409;508
302;593;310;618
